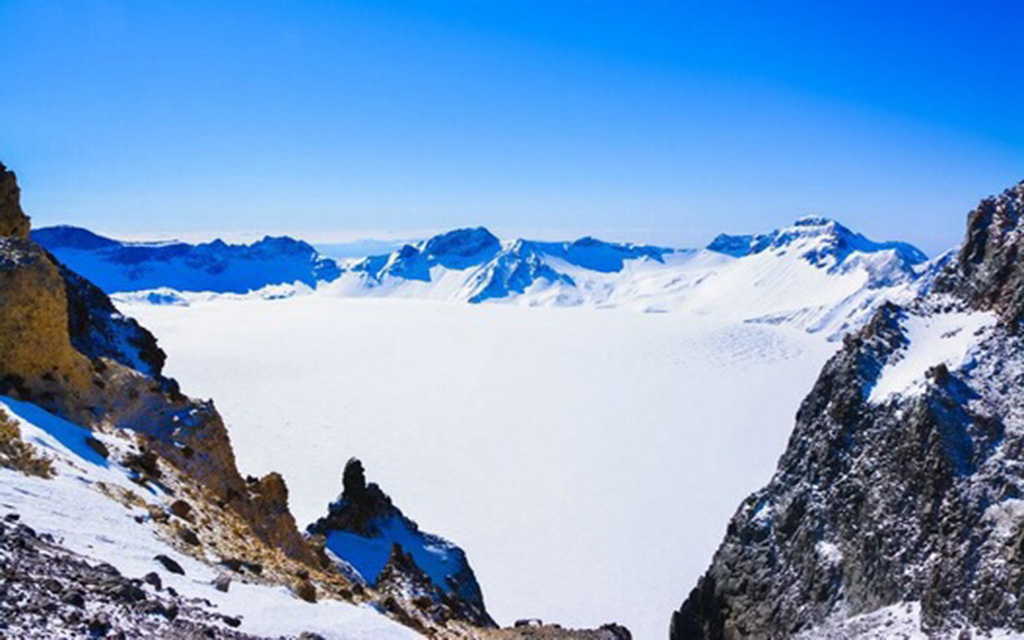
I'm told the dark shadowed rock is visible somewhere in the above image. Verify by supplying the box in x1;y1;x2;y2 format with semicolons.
935;180;1024;326
153;555;184;576
293;579;316;603
168;500;192;521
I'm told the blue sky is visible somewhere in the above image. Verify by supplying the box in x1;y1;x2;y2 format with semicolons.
2;1;1022;253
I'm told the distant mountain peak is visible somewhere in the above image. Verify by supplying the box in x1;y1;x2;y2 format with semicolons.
707;217;927;270
420;227;500;260
32;225;124;251
345;227;676;303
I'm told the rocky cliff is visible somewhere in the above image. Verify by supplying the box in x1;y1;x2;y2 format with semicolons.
671;180;1024;638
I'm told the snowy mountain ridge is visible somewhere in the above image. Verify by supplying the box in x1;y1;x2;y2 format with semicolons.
709;215;926;266
326;218;932;339
33;224;341;294
38;218;933;342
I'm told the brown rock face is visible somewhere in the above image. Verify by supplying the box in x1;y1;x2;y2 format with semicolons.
0;163;31;239
0;237;95;417
0;164;90;408
245;472;316;564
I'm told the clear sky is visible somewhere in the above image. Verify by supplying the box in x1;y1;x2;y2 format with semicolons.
2;1;1022;254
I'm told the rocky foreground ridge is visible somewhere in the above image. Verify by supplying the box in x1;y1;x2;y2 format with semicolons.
671;180;1024;638
0;162;628;638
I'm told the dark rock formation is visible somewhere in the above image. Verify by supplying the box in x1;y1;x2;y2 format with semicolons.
312;458;395;536
309;457;495;628
935;179;1024;326
672;179;1024;638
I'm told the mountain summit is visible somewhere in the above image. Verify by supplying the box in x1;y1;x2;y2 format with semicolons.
708;216;928;269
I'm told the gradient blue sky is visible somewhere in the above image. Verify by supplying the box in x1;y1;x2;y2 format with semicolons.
2;1;1022;253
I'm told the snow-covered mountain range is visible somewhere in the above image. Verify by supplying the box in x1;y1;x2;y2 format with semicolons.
39;217;936;341
328;218;933;339
32;225;340;294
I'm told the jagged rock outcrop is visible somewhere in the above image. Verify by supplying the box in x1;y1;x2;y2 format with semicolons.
935;179;1024;326
0;163;30;239
309;458;495;628
0;235;97;420
671;180;1024;638
59;262;167;377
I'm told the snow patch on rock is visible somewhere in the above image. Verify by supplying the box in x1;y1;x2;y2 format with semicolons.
868;310;996;403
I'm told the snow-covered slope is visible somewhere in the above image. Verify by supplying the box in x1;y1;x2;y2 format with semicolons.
0;396;417;640
325;218;931;339
32;225;341;294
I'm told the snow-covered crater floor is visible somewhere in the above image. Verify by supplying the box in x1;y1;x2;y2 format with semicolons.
119;296;837;639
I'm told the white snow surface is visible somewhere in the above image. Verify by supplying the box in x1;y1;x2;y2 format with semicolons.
795;601;1023;640
118;295;838;639
0;397;417;640
868;309;997;404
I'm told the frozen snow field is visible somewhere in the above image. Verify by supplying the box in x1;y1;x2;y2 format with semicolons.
119;296;837;639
